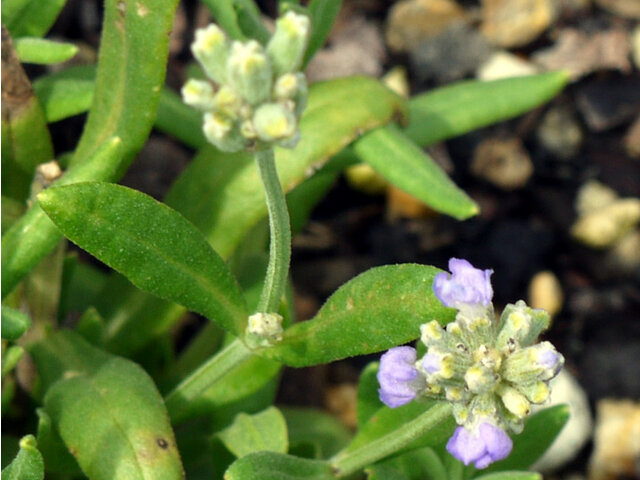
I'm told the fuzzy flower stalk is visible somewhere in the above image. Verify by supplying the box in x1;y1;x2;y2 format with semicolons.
182;11;310;152
378;258;564;469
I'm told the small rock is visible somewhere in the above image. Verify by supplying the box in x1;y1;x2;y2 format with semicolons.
382;66;410;99
385;0;467;52
624;115;640;158
536;105;584;159
575;77;640;132
632;25;640;69
476;51;539;81
595;0;640;19
345;164;389;195
325;383;358;429
411;22;493;83
528;271;564;317
481;0;557;48
575;180;619;215
604;230;640;275
306;16;385;82
386;185;431;220
589;399;640;480
532;370;593;473
533;28;631;81
571;198;640;248
471;137;534;190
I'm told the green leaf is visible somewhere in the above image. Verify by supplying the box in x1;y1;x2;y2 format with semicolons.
281;407;352;459
287;167;339;234
69;0;180;179
1;435;44;480
166;75;406;260
225;451;334;480
357;362;383;428
2;0;66;37
200;0;260;41
1;29;54;201
353;124;477;220
234;2;271;44
31;331;184;480
304;0;341;65
38;182;249;335
35;409;81;476
1;345;24;378
481;405;569;474
474;472;541;480
156;88;206;149
367;448;448;480
32;65;96;123
260;264;455;366
2;136;123;300
404;72;569;147
14;37;77;64
217;407;288;458
1;306;31;341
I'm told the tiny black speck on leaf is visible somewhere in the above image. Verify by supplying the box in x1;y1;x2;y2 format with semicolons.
156;438;169;449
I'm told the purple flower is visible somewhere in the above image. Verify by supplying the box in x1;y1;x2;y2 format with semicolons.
446;422;513;469
378;346;424;408
433;258;493;308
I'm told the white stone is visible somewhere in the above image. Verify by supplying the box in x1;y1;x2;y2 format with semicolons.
477;51;539;81
532;369;593;472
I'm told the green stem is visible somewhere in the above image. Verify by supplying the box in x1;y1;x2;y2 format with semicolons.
330;402;453;477
255;147;291;314
164;338;251;423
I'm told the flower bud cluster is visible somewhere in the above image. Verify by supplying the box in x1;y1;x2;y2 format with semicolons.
182;11;310;152
377;258;565;468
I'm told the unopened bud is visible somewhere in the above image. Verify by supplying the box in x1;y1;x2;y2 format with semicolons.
497;301;550;349
465;365;498;394
213;85;243;119
253;102;297;143
502;342;564;384
267;11;310;76
499;386;531;418
421;320;445;345
181;79;216;111
192;24;230;84
203;112;247;152
247;312;284;346
227;40;272;105
517;381;550;404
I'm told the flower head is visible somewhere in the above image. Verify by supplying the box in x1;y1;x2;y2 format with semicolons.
377;347;425;408
447;422;512;469
433;258;493;309
183;12;310;152
377;258;564;468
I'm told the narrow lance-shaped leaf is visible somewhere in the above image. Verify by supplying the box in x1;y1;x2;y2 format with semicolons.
14;37;77;64
225;451;335;480
32;65;96;123
259;264;455;367
474;472;542;480
1;305;31;340
304;0;341;65
2;0;66;38
69;0;180;179
30;330;184;480
217;407;289;458
1;25;54;201
2;136;123;300
1;435;44;480
38;182;249;335
353;123;478;220
404;71;570;147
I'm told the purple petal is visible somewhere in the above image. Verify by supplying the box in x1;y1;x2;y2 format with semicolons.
446;426;486;466
433;258;494;308
377;347;421;408
478;423;513;463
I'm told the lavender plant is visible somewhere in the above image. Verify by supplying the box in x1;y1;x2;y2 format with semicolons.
2;1;571;479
